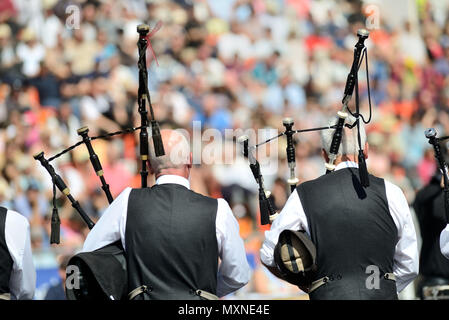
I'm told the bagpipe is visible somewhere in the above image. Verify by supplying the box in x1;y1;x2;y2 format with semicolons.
33;24;166;300
424;128;449;223
33;23;165;245
237;29;374;226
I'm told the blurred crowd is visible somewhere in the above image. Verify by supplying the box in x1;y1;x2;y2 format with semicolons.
1;0;449;299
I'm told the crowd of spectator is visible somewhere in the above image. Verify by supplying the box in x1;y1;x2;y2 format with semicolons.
1;0;449;299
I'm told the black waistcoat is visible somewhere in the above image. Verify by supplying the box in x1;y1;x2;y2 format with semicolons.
125;184;218;300
0;207;13;294
413;180;449;279
296;167;399;300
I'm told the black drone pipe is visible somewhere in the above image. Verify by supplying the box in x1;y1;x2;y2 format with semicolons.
137;24;165;188
77;126;114;204
238;124;340;224
137;24;151;188
283;118;299;193
342;29;370;103
34;151;95;232
238;135;278;225
425;128;449;223
325;29;370;188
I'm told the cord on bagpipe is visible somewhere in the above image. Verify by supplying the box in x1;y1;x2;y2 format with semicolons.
237;124;337;225
137;23;164;188
34;23;166;244
323;29;373;187
425;128;449;223
237;29;374;225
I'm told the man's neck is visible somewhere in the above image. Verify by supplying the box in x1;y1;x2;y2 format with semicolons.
155;168;189;180
155;174;190;189
334;155;358;166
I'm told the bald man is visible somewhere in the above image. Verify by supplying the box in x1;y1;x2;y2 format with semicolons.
82;129;251;300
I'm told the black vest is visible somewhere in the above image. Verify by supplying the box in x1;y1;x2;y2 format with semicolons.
296;167;398;300
413;179;449;279
0;207;13;294
125;184;219;300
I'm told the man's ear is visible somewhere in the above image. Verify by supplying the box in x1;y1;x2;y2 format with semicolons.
148;160;155;174
363;142;369;160
322;149;329;162
187;152;193;169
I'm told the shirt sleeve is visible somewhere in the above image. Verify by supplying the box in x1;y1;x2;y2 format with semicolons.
5;210;36;300
440;224;449;259
82;187;131;252
259;190;309;267
385;180;419;292
215;198;252;297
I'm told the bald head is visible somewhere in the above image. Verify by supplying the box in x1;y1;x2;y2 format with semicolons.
149;129;192;178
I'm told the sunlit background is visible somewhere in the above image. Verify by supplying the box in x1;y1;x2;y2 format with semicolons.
0;0;448;299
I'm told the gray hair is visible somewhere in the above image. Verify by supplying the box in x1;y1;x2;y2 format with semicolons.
149;129;191;173
320;114;366;156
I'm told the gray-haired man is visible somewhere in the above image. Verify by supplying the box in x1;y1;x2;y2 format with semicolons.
260;116;419;300
82;129;251;300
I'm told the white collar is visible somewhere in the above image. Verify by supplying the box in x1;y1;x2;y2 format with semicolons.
155;175;190;189
334;161;359;171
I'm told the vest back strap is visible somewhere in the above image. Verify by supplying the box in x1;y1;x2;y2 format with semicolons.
0;293;10;300
384;273;395;281
422;285;449;300
128;286;219;300
309;273;396;294
309;276;329;293
195;289;218;300
128;285;148;300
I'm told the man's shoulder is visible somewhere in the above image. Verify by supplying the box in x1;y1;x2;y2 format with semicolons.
296;170;388;192
296;173;331;191
186;189;219;206
144;184;219;205
3;208;29;229
382;178;405;196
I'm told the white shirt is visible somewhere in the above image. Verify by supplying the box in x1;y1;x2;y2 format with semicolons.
82;175;252;297
16;42;45;78
260;161;419;293
440;225;449;259
4;209;36;300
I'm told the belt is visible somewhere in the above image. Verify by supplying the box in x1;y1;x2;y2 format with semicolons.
0;293;10;300
128;286;218;300
309;273;396;294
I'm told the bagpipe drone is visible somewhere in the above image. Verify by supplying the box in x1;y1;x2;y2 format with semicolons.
33;23;165;245
237;29;374;226
424;128;449;223
33;23;167;300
